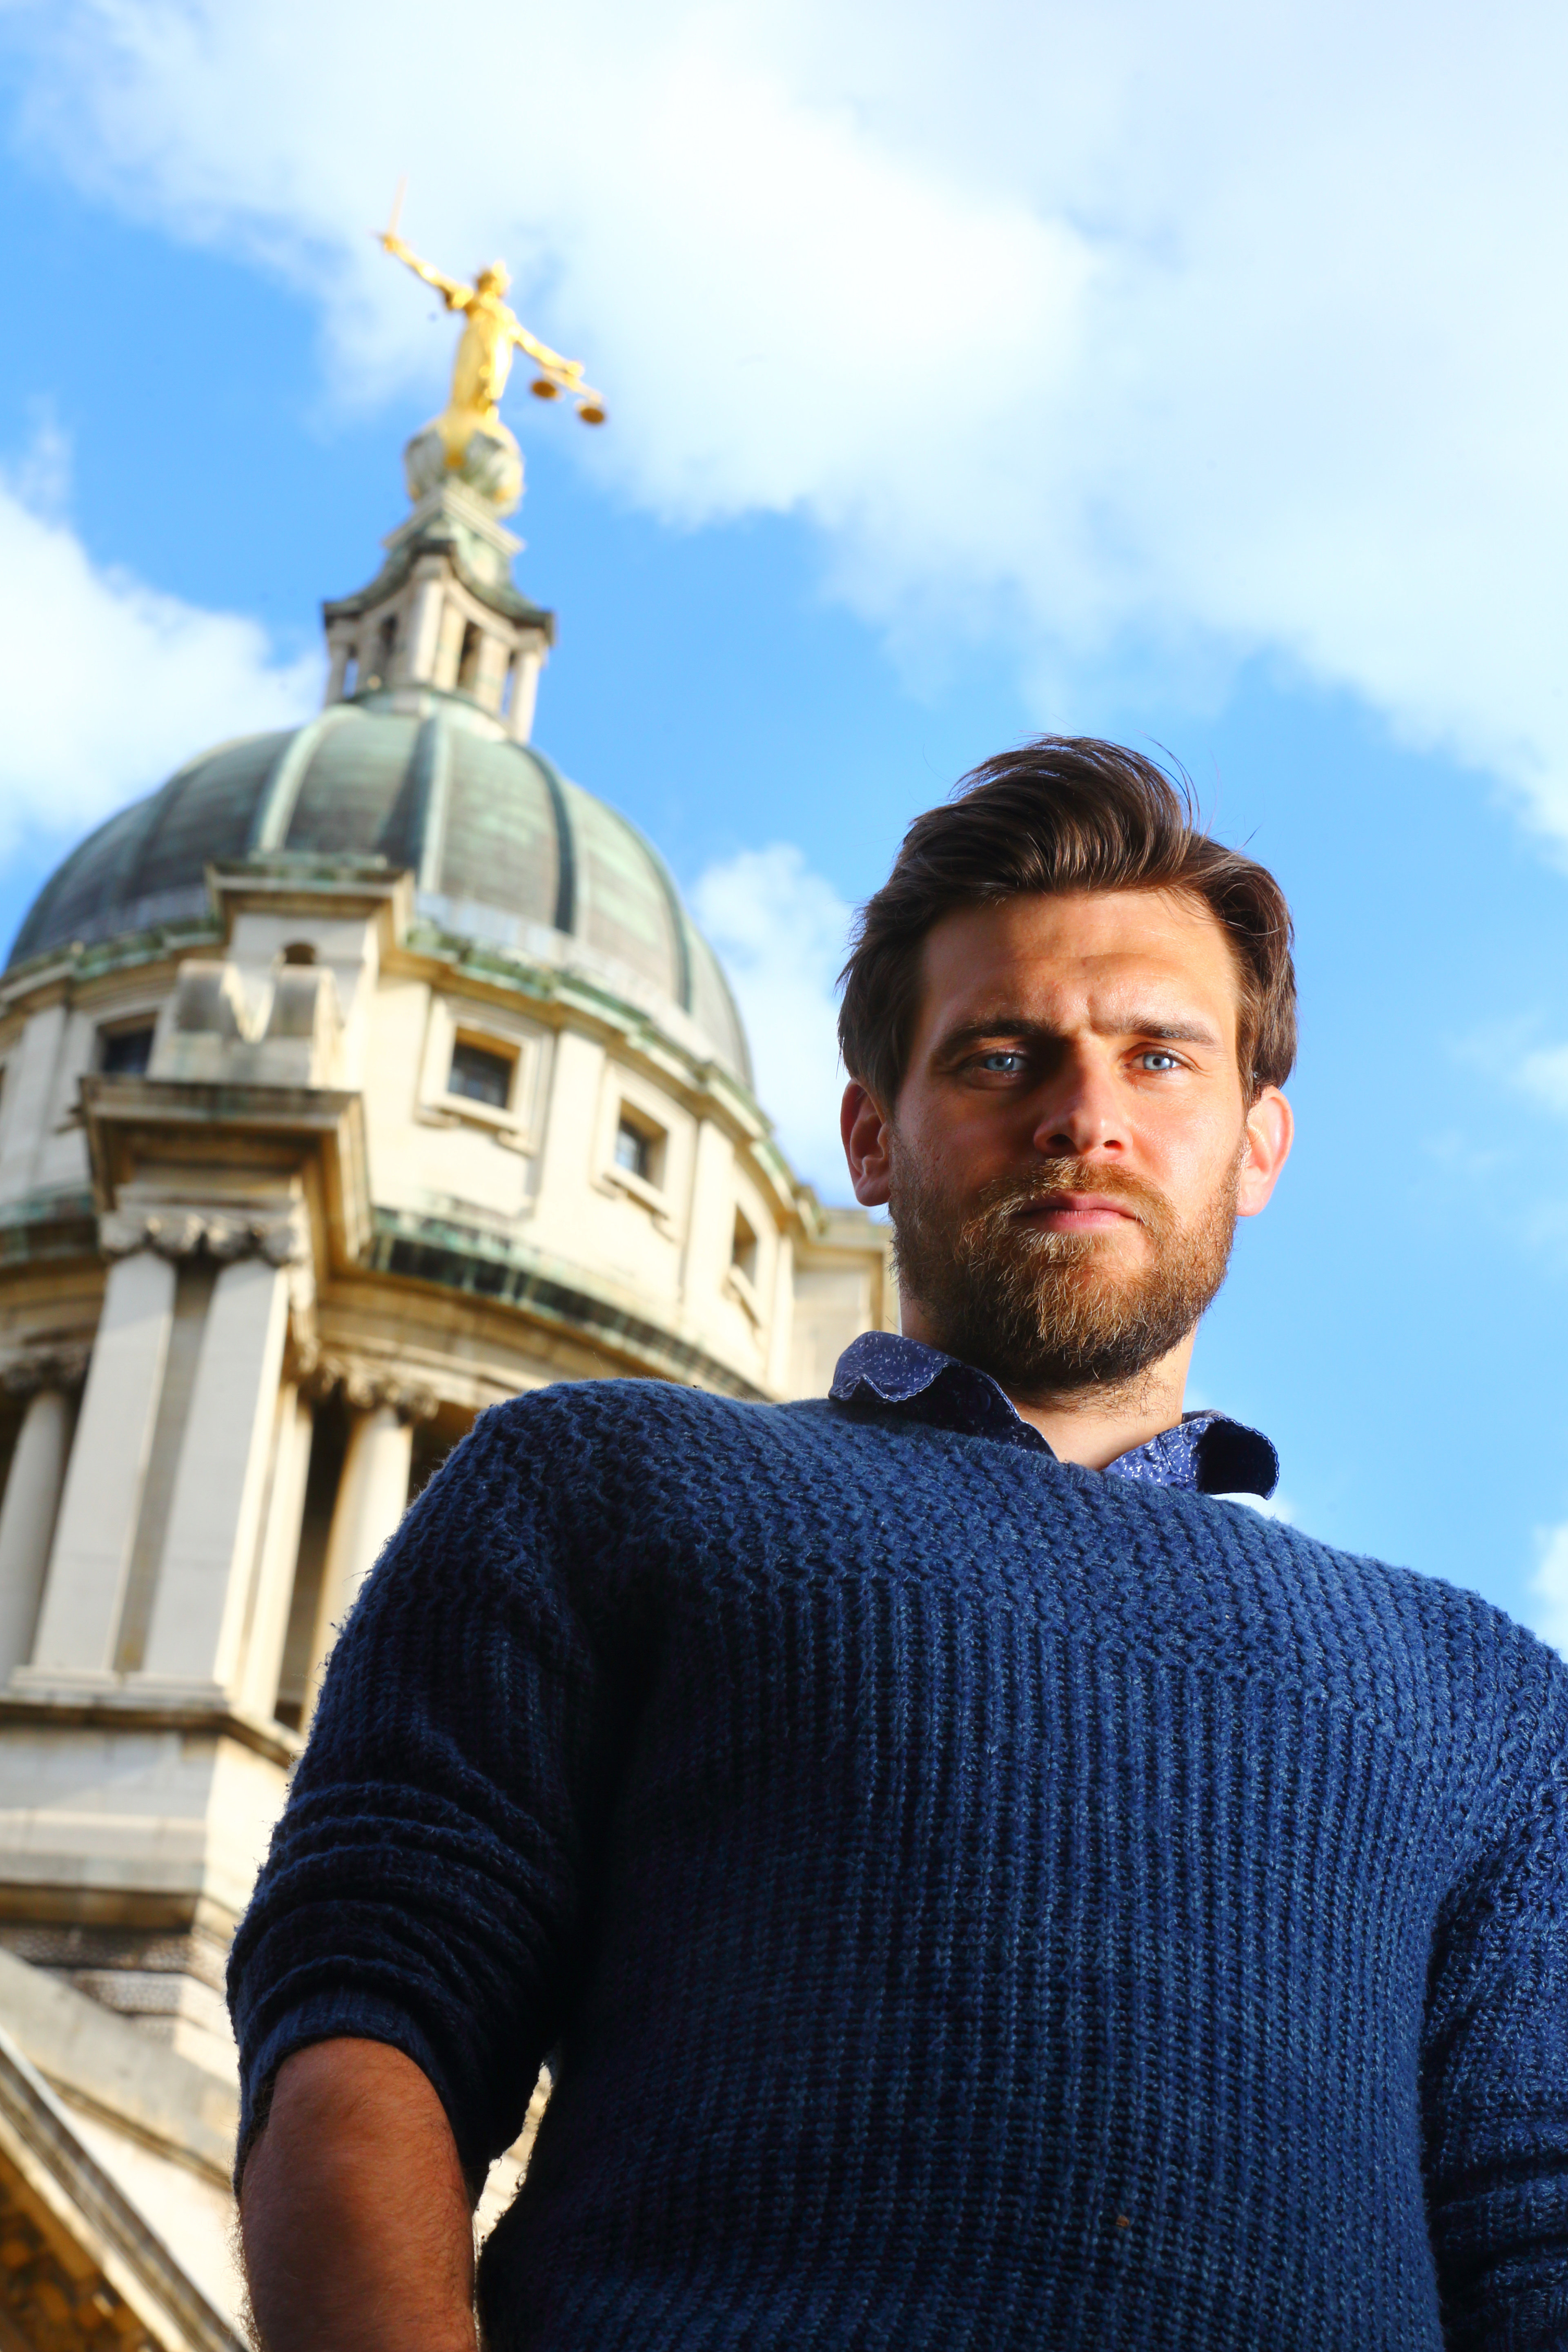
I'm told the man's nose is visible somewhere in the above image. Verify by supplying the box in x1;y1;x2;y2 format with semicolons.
1030;1046;1125;1158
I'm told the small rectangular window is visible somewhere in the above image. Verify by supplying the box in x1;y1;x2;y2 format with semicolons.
731;1208;759;1283
99;1025;154;1076
448;1040;513;1109
614;1107;666;1190
615;1119;651;1181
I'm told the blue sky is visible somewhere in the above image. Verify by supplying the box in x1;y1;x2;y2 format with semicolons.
2;0;1567;1636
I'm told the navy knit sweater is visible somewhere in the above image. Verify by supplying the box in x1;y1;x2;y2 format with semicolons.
229;1377;1568;2350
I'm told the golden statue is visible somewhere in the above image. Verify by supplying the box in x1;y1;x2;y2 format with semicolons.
377;189;605;517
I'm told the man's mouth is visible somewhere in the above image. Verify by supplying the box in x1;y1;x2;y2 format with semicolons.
1013;1192;1143;1233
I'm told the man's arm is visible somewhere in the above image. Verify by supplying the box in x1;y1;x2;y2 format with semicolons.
241;2040;474;2352
501;311;583;384
227;1398;624;2349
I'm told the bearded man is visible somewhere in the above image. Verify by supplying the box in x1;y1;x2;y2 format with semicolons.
233;740;1568;2352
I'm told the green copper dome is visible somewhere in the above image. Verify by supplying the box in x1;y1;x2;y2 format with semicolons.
8;690;751;1085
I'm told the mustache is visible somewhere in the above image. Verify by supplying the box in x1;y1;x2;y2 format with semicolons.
964;1157;1172;1234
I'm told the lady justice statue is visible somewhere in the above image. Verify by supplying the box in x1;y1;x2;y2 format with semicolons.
378;189;606;518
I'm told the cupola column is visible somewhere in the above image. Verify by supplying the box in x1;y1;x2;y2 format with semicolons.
404;571;447;686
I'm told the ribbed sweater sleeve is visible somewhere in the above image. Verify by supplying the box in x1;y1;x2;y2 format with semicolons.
1422;1708;1568;2351
228;1399;614;2181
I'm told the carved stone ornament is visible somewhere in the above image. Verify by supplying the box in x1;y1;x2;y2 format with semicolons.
0;1344;91;1400
99;1205;310;1267
295;1346;437;1423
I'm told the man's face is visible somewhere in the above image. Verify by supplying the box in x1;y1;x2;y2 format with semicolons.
842;888;1292;1399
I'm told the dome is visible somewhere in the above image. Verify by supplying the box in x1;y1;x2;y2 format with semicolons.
9;690;752;1085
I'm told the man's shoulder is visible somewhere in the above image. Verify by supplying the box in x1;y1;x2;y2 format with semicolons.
1215;1501;1568;1764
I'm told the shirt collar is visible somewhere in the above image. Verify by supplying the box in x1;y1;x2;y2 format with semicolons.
827;1330;1278;1499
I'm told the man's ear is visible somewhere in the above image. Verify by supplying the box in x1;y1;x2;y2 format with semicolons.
842;1080;893;1207
1236;1085;1293;1220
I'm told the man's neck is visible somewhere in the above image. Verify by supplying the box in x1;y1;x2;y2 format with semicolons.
901;1314;1196;1471
1001;1367;1190;1470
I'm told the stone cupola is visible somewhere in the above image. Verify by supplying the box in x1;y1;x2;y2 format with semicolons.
321;481;556;741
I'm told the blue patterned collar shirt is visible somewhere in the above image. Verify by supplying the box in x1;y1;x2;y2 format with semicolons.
829;1329;1279;1500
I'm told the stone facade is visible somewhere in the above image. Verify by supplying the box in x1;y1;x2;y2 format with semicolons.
0;461;893;2340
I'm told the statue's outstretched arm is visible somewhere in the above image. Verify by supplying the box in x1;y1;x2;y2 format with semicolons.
381;233;471;312
502;311;584;383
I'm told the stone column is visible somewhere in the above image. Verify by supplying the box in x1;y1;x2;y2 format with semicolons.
433;600;467;691
507;648;543;742
303;1394;416;1719
29;1252;177;1677
405;574;446;685
0;1378;78;1684
474;632;510;713
139;1252;291;1697
236;1387;315;1723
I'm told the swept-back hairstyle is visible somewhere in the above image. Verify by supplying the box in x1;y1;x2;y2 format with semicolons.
838;736;1296;1109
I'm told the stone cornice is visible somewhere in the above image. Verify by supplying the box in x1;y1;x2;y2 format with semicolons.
80;1076;372;1278
0;1684;301;1768
368;1208;772;1401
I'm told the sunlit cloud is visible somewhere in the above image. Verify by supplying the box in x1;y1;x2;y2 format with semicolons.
1515;1042;1568;1118
7;0;1568;842
690;842;852;1195
1526;1522;1568;1658
0;426;318;854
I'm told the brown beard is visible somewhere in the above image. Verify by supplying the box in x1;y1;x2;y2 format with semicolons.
887;1144;1242;1402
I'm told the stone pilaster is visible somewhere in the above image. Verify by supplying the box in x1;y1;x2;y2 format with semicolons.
28;1255;177;1678
136;1253;292;1697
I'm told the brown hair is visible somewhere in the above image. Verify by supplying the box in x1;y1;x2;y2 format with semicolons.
838;736;1296;1108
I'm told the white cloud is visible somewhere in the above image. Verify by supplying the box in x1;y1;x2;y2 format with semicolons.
8;1;1568;832
0;432;318;848
690;844;852;1192
1516;1044;1568;1119
1527;1523;1568;1658
1224;1492;1296;1525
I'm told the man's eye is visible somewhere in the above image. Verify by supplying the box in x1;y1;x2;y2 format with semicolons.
1138;1049;1182;1072
977;1051;1027;1074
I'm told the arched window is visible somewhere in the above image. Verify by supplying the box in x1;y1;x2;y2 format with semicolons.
457;622;483;692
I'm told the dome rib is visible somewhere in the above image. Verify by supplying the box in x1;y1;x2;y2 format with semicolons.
406;715;452;890
527;747;577;935
640;835;694;1016
249;707;358;853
